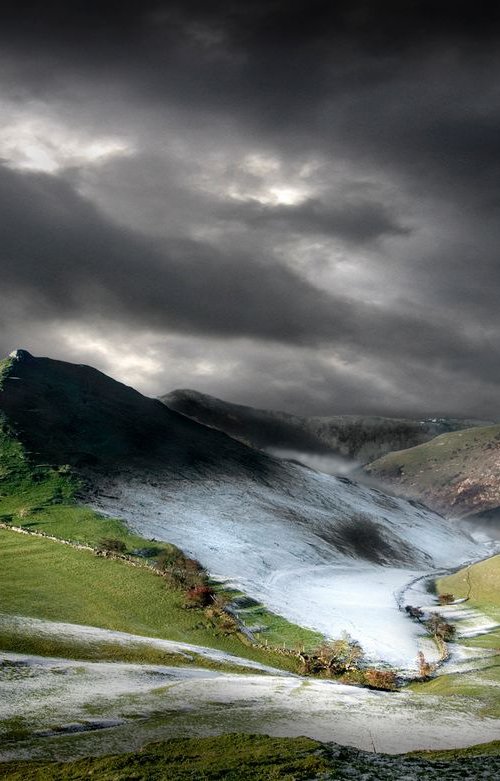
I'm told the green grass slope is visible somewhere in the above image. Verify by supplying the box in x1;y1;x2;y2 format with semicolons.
364;424;500;516
410;556;500;717
0;528;319;672
1;734;500;780
0;735;331;781
439;554;500;614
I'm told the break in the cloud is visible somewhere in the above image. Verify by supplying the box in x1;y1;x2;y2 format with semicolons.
1;1;500;418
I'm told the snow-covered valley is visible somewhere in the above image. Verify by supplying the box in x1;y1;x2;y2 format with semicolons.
90;462;493;670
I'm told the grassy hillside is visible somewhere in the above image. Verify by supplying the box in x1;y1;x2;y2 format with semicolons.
365;424;500;516
0;353;274;480
0;398;180;553
439;555;500;614
410;556;500;716
1;733;499;780
0;529;323;671
0;735;332;781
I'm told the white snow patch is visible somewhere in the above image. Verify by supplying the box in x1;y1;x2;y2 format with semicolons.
0;614;287;675
89;465;491;669
2;651;500;756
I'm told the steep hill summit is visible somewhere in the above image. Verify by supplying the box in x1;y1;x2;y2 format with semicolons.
0;350;270;478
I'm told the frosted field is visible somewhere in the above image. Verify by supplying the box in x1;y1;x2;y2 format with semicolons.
0;614;287;675
91;462;492;669
2;646;500;760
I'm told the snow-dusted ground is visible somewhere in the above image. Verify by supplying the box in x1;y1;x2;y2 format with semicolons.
2;650;500;759
90;463;492;669
0;614;287;675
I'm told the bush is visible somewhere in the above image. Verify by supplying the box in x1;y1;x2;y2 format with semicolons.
426;613;456;641
156;550;207;590
185;584;215;608
184;557;204;574
405;604;424;619
301;634;364;677
363;668;398;691
97;538;127;554
215;612;239;635
438;593;455;605
156;548;183;571
416;650;435;679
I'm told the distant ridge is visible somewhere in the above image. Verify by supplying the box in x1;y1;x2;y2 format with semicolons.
162;388;490;464
365;424;500;518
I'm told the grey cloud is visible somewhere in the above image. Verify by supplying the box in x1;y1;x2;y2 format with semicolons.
223;197;410;244
0;164;356;344
2;164;500;393
1;2;500;418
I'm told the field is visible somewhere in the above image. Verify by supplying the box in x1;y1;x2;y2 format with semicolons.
409;556;500;717
438;555;500;619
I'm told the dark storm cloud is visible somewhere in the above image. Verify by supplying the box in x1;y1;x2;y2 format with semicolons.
1;1;500;416
3;163;500;392
0;164;350;343
3;0;499;209
223;197;410;244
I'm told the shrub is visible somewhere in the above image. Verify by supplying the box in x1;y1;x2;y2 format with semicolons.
438;593;455;605
156;550;207;590
326;635;364;673
185;584;215;608
156;549;183;571
184;557;204;574
364;668;398;691
405;605;424;619
216;612;239;635
301;634;364;677
161;569;189;589
97;538;127;554
338;668;366;686
426;613;456;641
416;650;435;679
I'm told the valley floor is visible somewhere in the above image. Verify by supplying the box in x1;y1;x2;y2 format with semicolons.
2;618;500;763
91;471;496;670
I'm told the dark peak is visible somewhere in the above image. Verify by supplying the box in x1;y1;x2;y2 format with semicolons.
9;349;34;362
0;352;273;478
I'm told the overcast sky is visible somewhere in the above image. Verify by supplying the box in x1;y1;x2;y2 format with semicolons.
1;1;500;417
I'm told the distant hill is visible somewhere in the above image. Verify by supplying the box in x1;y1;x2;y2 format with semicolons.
365;424;500;518
162;388;489;465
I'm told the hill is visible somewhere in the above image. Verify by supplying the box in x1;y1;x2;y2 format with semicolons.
162;388;488;466
364;424;500;518
0;350;486;666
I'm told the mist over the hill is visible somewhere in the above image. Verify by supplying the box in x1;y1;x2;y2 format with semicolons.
267;448;359;477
